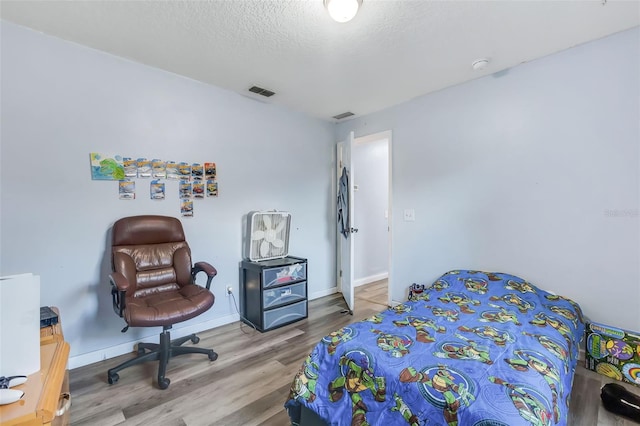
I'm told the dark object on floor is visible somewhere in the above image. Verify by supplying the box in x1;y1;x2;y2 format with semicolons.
107;215;219;389
40;306;58;327
601;383;640;423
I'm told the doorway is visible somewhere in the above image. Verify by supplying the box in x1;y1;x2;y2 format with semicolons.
352;130;392;308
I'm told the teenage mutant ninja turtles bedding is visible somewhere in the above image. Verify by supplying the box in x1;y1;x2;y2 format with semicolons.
285;270;585;426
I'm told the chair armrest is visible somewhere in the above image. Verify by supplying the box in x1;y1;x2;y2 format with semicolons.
110;272;128;318
192;262;218;290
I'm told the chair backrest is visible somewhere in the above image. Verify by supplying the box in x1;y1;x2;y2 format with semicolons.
111;215;193;297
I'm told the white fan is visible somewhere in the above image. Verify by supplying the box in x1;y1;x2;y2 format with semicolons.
246;211;291;261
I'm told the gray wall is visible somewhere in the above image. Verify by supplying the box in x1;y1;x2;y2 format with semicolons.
0;21;336;367
353;137;389;284
338;27;640;331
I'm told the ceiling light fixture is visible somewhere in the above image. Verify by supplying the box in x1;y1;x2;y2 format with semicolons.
324;0;362;23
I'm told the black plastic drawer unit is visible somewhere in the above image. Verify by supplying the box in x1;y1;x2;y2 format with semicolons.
240;256;308;332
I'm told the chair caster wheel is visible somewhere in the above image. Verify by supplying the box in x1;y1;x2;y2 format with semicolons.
191;336;200;344
209;351;218;361
108;373;119;385
158;378;170;390
137;347;146;355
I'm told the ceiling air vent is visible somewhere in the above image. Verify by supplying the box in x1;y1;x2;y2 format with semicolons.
332;112;355;120
248;85;275;97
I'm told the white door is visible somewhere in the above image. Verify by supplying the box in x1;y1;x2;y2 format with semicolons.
337;131;356;314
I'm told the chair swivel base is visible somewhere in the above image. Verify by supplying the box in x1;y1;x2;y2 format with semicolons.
107;328;217;389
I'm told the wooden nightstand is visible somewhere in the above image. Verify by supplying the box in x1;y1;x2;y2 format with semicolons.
0;308;70;426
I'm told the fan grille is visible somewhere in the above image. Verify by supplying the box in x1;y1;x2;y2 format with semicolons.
246;211;291;261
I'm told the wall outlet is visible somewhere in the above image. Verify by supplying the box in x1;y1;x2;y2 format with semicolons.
226;286;233;296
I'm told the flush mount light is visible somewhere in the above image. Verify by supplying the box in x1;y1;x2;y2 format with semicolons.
324;0;362;23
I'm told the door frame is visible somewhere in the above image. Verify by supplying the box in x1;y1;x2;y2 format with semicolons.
352;130;393;306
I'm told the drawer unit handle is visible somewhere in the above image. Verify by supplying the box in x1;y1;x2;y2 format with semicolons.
56;392;71;416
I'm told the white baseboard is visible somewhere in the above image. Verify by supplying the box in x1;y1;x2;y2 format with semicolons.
68;313;240;370
354;272;388;288
309;286;338;300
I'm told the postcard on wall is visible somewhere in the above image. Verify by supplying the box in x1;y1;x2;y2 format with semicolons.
137;158;152;178
181;200;193;217
123;157;138;178
119;180;135;200
179;180;192;199
204;162;216;180
191;163;204;180
192;181;205;199
152;159;167;179
206;179;218;197
90;153;125;180
150;180;165;200
166;161;179;180
178;162;191;180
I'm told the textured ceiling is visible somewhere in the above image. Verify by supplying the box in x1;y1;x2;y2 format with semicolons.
1;0;639;121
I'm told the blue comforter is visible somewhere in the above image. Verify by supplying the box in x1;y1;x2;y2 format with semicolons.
285;270;585;426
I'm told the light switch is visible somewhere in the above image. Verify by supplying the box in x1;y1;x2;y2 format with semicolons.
403;209;415;222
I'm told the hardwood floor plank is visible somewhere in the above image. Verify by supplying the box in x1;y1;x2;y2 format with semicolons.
354;279;389;307
568;367;600;426
68;408;126;426
213;383;293;426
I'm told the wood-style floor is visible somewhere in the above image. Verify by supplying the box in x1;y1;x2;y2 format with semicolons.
69;280;638;425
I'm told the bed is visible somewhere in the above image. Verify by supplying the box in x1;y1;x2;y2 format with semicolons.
285;270;585;426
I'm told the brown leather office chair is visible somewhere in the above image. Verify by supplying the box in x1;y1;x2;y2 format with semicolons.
107;215;218;389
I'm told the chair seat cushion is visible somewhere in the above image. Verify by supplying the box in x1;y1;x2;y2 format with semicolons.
125;284;215;327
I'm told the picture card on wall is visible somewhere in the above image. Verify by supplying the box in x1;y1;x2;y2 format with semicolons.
179;180;192;199
207;179;218;197
150;180;165;200
123;157;137;178
193;181;204;199
119;180;135;200
152;159;166;178
178;162;191;180
166;161;179;180
191;163;203;180
90;153;125;180
137;158;151;178
181;200;193;217
205;162;216;179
